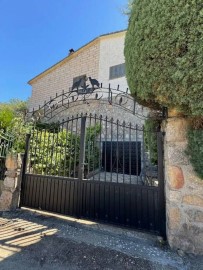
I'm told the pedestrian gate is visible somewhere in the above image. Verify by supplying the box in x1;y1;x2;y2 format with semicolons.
20;114;165;236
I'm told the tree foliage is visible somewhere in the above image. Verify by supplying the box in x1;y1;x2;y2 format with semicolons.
125;0;203;116
0;99;27;131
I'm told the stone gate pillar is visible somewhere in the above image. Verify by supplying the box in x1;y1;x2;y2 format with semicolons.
0;153;22;211
164;117;203;255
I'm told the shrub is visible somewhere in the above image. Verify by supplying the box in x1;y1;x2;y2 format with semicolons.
29;129;79;176
125;0;203;116
186;128;203;179
29;123;101;177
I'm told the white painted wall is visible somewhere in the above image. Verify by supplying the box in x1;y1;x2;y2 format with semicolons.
98;33;128;92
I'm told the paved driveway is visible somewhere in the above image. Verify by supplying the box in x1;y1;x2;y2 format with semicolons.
0;209;202;270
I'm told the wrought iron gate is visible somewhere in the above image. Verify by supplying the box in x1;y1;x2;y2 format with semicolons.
20;114;165;236
0;133;13;180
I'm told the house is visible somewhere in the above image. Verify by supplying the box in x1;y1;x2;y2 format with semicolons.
28;30;127;108
22;31;165;234
28;30;146;125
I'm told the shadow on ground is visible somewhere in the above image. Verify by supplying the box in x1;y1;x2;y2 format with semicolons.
0;209;202;270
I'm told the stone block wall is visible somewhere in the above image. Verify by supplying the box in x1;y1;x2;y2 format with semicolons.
0;154;22;211
164;118;203;255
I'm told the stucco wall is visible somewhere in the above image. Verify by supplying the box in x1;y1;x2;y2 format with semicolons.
98;33;127;91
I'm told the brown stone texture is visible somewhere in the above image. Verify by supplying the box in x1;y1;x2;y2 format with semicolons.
168;222;203;255
0;190;13;210
183;195;203;207
186;209;203;223
167;207;181;230
166;190;182;203
5;154;18;170
168;166;184;189
4;177;16;189
165;118;188;143
166;143;189;166
164;117;203;255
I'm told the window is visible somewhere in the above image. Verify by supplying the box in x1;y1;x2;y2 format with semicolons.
109;63;125;80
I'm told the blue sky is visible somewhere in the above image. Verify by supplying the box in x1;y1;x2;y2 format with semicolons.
0;0;128;103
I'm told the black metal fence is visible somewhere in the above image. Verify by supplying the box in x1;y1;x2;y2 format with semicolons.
21;114;165;236
26;114;160;185
0;133;13;180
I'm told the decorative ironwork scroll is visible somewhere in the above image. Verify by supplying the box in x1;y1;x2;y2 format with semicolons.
27;77;163;122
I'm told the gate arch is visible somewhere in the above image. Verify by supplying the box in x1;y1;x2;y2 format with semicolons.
27;83;164;123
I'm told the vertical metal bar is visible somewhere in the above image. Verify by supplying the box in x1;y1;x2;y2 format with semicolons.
58;121;64;177
136;125;139;184
142;125;146;185
105;116;107;182
149;130;153;186
63;117;69;177
41;127;47;175
157;131;166;238
87;114;92;176
68;116;74;177
77;116;86;218
54;123;60;176
44;128;51;176
78;116;87;181
19;133;31;207
92;114;97;181
49;128;56;176
129;123;132;184
122;121;125;183
28;127;34;173
99;115;102;181
116;119;119;183
74;116;79;178
110;118;113;182
32;128;39;174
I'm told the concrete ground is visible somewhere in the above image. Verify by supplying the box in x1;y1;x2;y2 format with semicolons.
0;208;202;270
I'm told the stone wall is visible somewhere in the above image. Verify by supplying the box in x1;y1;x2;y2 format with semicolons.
164;117;203;255
0;154;22;211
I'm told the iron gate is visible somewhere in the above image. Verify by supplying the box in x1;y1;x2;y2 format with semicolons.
0;133;13;180
20;114;165;236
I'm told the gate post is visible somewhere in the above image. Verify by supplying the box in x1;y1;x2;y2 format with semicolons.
157;131;166;238
19;133;31;207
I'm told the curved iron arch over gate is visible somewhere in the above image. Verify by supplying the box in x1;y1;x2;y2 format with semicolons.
26;79;167;123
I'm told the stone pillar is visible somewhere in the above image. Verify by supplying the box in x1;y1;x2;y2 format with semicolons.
164;117;203;255
0;153;22;211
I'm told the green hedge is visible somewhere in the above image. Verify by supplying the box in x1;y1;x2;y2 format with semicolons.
186;129;203;179
125;0;203;116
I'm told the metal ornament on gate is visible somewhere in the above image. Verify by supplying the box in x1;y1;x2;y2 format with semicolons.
26;77;163;122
